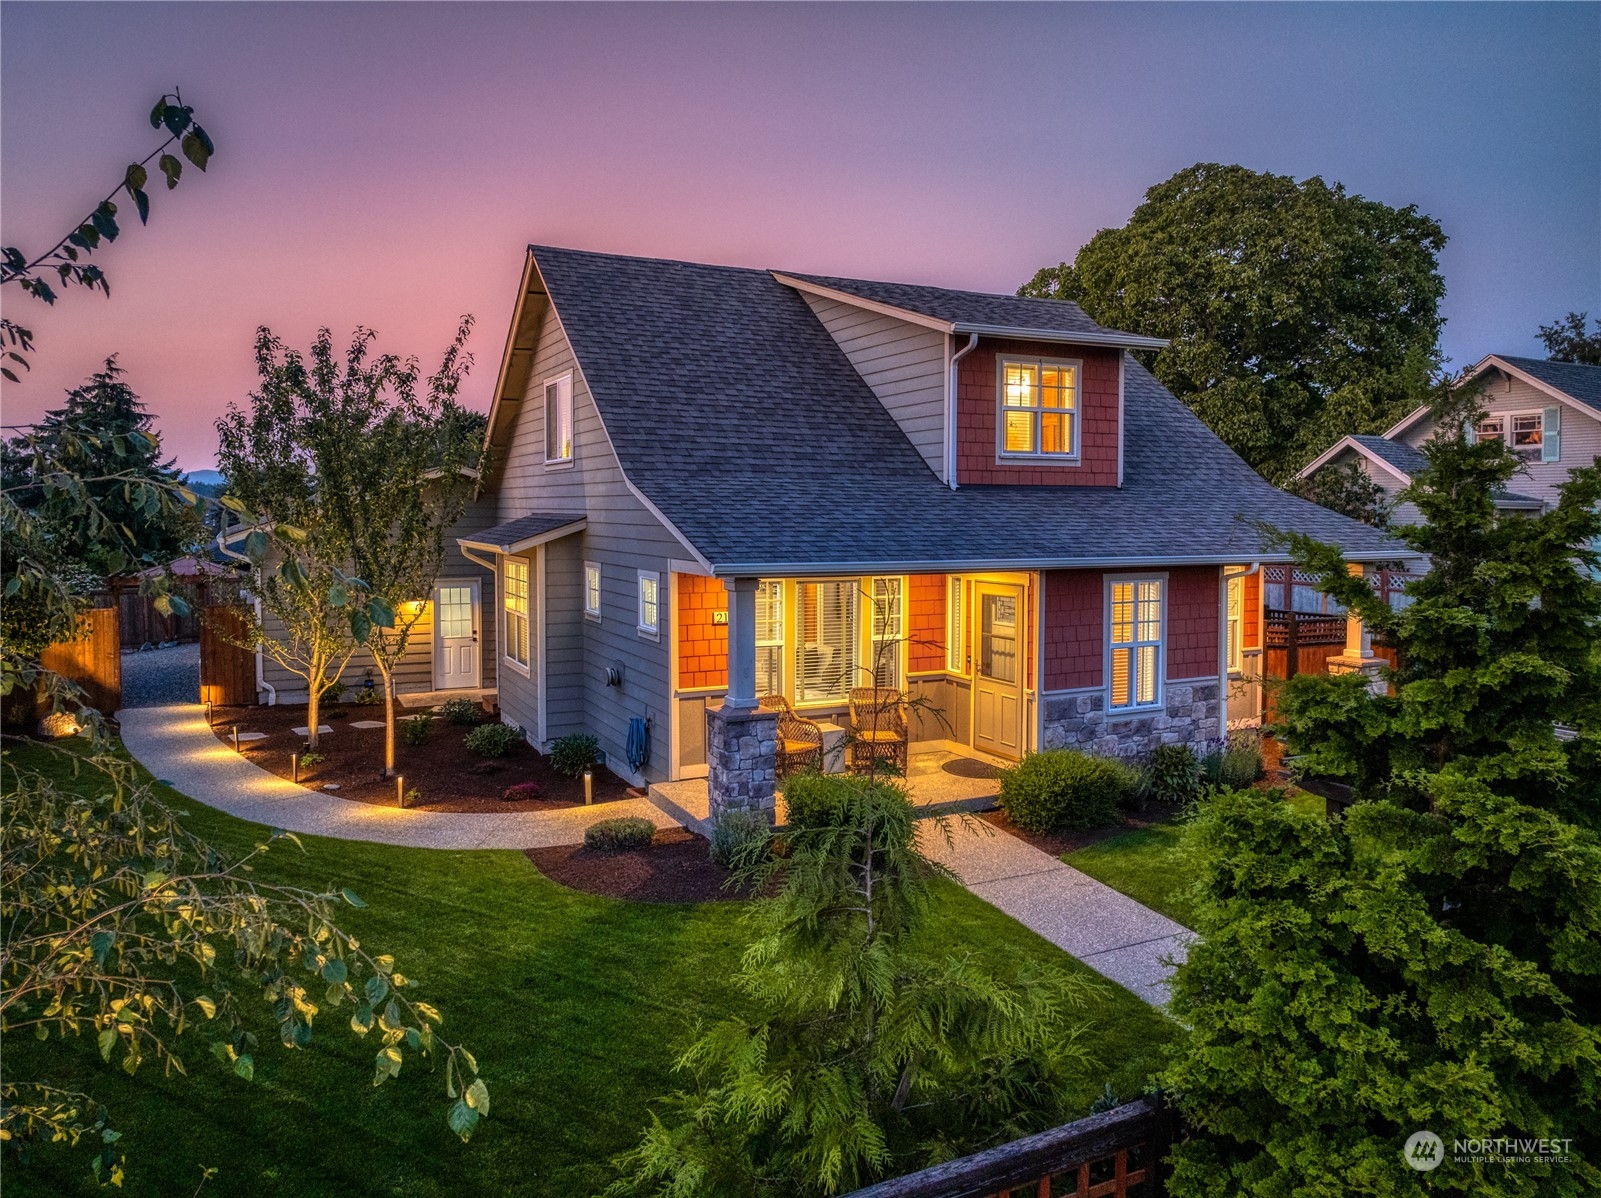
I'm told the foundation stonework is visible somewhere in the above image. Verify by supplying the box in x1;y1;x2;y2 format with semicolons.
705;703;778;821
1042;681;1223;759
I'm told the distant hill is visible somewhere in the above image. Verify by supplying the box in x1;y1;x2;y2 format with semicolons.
182;469;227;498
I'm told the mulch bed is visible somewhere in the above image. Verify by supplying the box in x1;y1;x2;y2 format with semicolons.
527;827;758;903
978;805;1182;856
208;703;636;812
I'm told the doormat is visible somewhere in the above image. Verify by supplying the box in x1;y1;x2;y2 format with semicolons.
942;758;1001;779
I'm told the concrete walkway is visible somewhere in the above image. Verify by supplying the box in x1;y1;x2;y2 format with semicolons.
117;705;677;850
916;816;1194;1008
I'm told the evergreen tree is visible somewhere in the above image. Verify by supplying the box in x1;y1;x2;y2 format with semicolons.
1537;312;1601;366
1163;383;1601;1195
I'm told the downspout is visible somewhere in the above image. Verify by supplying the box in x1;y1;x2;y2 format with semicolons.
1220;562;1260;729
215;523;276;706
946;333;978;489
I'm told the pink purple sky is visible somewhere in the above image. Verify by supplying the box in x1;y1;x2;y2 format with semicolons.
3;2;1598;471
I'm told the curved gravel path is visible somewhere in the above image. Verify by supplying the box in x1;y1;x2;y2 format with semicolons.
117;704;679;850
120;644;200;708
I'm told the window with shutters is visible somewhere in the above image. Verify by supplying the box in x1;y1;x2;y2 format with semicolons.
755;581;784;696
1108;577;1163;711
503;558;530;671
795;580;856;704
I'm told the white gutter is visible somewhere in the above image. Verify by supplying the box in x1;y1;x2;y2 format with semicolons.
950;322;1168;351
946;333;978;490
252;595;276;706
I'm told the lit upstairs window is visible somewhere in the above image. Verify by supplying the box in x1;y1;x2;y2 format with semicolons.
999;358;1079;459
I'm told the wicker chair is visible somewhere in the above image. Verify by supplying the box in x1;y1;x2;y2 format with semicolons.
776;713;824;778
848;687;908;774
759;693;793;716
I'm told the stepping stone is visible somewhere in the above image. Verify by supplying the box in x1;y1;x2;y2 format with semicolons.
321;783;340;791
292;725;333;736
234;732;268;743
349;720;386;730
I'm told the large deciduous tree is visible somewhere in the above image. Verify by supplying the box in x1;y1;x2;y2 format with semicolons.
217;321;481;768
1162;384;1601;1196
1020;163;1446;483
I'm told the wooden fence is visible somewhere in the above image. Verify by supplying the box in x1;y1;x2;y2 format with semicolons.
103;572;243;649
841;1097;1174;1198
200;605;257;707
37;606;122;715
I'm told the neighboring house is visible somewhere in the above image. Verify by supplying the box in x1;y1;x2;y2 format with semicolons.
1298;354;1601;525
238;245;1408;799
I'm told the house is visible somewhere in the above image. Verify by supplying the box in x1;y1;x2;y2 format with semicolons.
1297;354;1601;525
242;245;1409;818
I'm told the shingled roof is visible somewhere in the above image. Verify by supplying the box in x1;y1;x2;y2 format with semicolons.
1349;434;1430;478
528;245;1403;572
773;271;1167;349
1493;355;1601;417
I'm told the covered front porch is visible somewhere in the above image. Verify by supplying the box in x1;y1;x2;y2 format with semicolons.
669;570;1041;781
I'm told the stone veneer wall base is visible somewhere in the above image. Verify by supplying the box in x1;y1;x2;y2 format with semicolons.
1043;681;1222;759
705;703;778;822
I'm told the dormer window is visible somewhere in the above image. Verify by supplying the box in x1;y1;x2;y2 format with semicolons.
998;357;1079;459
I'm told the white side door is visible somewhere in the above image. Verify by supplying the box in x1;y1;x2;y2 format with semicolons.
433;580;481;690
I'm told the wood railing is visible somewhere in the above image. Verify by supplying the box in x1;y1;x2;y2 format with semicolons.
840;1097;1175;1198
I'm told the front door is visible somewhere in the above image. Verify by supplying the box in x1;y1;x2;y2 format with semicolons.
972;583;1025;759
433;580;481;690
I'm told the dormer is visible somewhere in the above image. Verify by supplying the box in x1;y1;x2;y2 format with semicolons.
772;271;1166;488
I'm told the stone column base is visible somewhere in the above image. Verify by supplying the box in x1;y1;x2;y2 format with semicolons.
1326;654;1388;696
705;703;778;822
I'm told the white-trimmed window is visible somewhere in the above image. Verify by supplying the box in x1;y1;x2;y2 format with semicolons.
755;580;784;696
504;558;530;670
544;373;573;464
1226;575;1243;674
637;570;660;638
869;577;904;690
583;561;601;620
1108;578;1163;711
999;357;1079;459
1475;415;1506;444
1511;413;1543;462
795;580;856;704
946;576;968;674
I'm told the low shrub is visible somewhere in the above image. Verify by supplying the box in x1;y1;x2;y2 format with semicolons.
549;732;601;778
1201;735;1263;791
438;697;482;725
353;683;382;706
997;750;1128;834
1146;743;1203;805
710;808;772;869
503;781;545;802
584;816;656;851
402;714;432;747
299;751;326;767
318;679;345;705
782;771;909;830
464;722;522;758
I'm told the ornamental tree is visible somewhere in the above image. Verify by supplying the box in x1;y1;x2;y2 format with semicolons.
1162;383;1601;1196
610;776;1095;1195
1021;163;1446;483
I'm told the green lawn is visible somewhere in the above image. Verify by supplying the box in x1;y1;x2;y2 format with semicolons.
5;743;1178;1198
1063;789;1330;928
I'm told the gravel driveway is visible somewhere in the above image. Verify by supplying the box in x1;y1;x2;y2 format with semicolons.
120;643;200;709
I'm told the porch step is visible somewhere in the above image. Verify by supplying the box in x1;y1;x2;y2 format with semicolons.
646;779;712;838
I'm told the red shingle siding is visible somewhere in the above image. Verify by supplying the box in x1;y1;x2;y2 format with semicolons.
676;575;728;690
955;340;1121;487
1243;570;1261;650
1043;570;1103;690
1167;567;1220;680
908;574;946;674
1043;566;1222;691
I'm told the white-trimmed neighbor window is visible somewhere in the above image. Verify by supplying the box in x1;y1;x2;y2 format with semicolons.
999;357;1079;459
946;576;968;674
795;580;856;704
1109;578;1163;711
544;373;573;464
637;570;660;638
869;577;904;689
504;558;530;670
755;580;784;696
1226;575;1243;674
583;561;602;620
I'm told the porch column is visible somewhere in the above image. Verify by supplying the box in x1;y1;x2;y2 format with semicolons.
705;574;777;824
725;575;759;710
1327;564;1386;695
